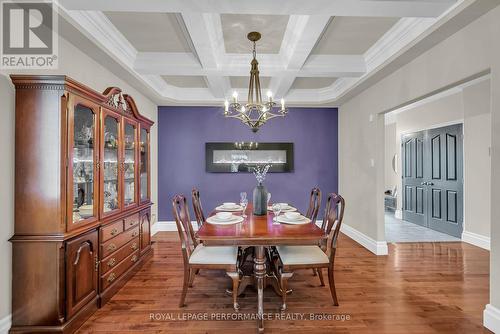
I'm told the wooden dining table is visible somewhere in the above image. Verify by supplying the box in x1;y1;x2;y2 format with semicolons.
196;203;325;333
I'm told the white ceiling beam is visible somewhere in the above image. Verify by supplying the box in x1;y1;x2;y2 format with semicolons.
134;52;365;77
60;0;456;18
181;12;229;98
269;15;331;98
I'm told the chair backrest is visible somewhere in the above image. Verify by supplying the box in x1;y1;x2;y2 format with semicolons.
305;187;321;224
172;194;197;262
192;188;205;228
323;193;345;261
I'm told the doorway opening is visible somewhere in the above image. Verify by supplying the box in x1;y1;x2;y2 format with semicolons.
383;75;491;243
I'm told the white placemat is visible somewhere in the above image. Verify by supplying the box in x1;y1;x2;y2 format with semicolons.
276;215;311;225
267;205;297;212
215;204;244;212
206;215;244;225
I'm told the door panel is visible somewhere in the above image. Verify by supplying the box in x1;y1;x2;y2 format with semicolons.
401;124;463;238
431;135;441;179
402;132;426;226
426;124;463;237
66;230;98;319
139;210;151;254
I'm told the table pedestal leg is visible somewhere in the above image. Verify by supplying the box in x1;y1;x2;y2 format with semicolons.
254;246;266;333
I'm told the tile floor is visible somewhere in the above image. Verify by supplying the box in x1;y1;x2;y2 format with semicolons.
385;211;461;242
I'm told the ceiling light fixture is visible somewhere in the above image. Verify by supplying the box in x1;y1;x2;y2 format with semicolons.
223;31;288;132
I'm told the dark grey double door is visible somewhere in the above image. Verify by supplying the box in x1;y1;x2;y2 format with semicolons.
402;124;463;237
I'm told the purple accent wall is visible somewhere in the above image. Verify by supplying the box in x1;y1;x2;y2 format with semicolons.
158;106;338;220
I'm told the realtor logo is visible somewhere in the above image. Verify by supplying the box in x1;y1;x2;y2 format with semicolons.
1;0;58;68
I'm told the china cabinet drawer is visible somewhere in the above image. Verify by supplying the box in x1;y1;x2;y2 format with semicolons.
101;249;140;290
101;237;139;275
101;226;139;258
124;213;140;229
101;220;125;242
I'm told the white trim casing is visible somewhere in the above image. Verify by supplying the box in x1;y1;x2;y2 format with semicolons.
0;314;11;334
461;231;491;251
484;304;500;333
153;220;389;256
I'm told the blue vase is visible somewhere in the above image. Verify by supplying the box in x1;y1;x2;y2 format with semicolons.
253;183;268;216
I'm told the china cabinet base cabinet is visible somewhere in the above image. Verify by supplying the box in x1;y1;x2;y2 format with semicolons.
9;75;154;334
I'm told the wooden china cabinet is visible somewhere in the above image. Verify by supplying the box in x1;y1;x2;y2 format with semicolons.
9;75;154;333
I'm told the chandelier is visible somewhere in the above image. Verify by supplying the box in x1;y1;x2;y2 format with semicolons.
223;31;288;132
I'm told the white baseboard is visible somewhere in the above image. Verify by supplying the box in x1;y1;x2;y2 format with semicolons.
0;314;11;334
484;304;500;333
462;231;490;251
340;223;388;255
152;221;198;235
154;220;388;256
395;210;402;219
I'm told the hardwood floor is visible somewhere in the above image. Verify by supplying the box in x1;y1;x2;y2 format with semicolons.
77;232;491;333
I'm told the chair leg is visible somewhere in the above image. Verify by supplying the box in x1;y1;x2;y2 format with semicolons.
189;268;196;287
280;272;293;312
312;268;317;276
317;268;325;286
179;265;190;307
226;272;240;311
327;265;339;306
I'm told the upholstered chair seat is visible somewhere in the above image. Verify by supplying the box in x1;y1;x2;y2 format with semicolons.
189;245;239;265
276;245;329;265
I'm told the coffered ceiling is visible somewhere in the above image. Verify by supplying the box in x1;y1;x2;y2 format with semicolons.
57;0;462;105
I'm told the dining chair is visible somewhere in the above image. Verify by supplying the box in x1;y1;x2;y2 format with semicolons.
276;193;345;310
305;187;322;277
172;194;241;311
305;187;321;224
191;188;205;228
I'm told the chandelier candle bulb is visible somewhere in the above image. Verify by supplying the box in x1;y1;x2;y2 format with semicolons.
281;98;285;110
224;100;229;113
232;91;238;103
267;90;273;102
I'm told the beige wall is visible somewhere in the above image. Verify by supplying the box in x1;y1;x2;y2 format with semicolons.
384;79;491;238
339;3;500;319
0;36;158;321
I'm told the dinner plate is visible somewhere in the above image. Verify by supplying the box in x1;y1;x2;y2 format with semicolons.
216;204;244;212
267;205;297;212
206;215;244;225
276;215;311;225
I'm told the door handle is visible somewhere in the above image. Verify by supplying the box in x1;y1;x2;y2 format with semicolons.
421;182;427;186
427;182;434;186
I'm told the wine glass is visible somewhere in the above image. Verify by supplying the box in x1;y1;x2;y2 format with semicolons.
267;193;272;206
272;203;282;223
240;192;247;202
240;198;248;218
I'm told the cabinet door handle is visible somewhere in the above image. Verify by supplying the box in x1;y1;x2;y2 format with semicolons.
107;273;116;283
132;231;138;237
129;220;136;226
107;258;116;267
131;242;137;250
110;228;118;236
131;255;138;263
107;243;116;252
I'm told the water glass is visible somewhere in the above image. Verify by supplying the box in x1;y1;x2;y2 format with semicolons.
267;192;272;206
272;203;282;223
240;198;248;218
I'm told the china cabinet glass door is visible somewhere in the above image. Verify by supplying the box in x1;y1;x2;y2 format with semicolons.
139;127;150;202
101;110;121;217
69;101;99;228
123;119;138;208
